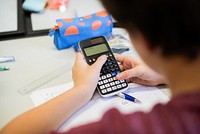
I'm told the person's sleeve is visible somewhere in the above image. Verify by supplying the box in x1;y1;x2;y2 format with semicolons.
50;107;152;134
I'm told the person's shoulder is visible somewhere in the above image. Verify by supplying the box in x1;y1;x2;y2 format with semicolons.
166;91;200;109
147;91;200;133
150;91;200;115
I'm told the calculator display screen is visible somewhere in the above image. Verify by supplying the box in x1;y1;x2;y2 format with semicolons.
84;43;108;56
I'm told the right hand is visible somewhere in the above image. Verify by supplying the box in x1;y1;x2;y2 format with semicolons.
72;53;107;98
115;54;166;86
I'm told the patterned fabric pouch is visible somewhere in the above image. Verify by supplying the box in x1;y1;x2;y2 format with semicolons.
49;10;113;51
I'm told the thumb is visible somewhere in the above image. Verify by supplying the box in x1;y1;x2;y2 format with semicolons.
91;55;107;71
116;67;141;80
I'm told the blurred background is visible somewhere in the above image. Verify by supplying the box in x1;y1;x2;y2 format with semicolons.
0;0;109;40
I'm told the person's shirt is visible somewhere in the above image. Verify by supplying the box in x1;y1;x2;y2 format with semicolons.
51;91;200;134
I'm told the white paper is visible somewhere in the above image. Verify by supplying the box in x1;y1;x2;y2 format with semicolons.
30;82;169;132
30;82;74;106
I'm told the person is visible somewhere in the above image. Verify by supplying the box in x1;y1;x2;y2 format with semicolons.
1;0;200;133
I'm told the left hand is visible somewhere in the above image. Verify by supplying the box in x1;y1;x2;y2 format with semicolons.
72;52;107;97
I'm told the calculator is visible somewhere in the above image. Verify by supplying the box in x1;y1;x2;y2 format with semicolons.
79;36;128;97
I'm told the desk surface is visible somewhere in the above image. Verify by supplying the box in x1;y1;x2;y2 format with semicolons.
0;34;171;129
0;36;76;128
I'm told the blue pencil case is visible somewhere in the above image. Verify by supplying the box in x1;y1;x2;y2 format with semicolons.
49;11;113;51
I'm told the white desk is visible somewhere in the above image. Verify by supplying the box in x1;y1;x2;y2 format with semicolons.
0;36;76;128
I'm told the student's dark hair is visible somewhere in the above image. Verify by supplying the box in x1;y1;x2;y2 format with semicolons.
101;0;200;59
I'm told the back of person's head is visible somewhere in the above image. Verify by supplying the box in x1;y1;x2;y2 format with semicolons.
101;0;200;60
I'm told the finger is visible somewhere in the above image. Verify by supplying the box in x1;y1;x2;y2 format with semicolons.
130;77;156;86
91;55;107;71
75;52;84;62
114;53;126;62
76;52;83;58
118;64;124;71
116;67;141;80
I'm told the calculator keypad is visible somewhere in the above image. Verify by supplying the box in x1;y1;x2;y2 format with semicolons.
88;52;128;95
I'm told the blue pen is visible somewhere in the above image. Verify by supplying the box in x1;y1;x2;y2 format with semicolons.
117;92;141;103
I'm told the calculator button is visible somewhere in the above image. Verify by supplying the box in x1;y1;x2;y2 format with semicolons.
89;59;92;63
101;75;106;80
111;72;116;76
112;86;117;90
103;79;108;84
108;62;112;66
110;82;115;86
107;88;112;92
106;67;110;70
122;83;127;87
102;89;107;93
111;68;115;72
106;74;112;78
111;71;120;77
99;77;102;80
115;81;120;84
105;84;110;88
108;78;113;82
100;85;105;89
120;80;125;83
92;59;96;62
113;77;116;80
98;81;103;85
110;60;114;63
117;85;122;88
